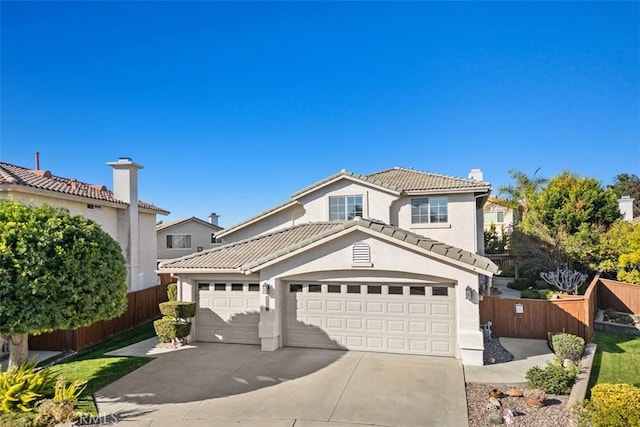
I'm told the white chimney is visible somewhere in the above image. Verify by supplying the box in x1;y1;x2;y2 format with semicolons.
208;212;220;226
468;168;483;181
107;157;143;291
618;196;635;222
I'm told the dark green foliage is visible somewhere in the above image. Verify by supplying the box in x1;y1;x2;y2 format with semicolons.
550;333;585;362
159;301;196;319
608;173;640;217
507;278;537;291
526;360;578;394
153;319;191;343
0;200;127;336
484;223;510;254
520;289;552;300
167;283;177;302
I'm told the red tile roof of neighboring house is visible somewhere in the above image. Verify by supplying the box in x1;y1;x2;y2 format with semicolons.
0;161;169;214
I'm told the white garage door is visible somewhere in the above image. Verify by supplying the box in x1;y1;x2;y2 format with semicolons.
197;282;260;344
285;282;456;356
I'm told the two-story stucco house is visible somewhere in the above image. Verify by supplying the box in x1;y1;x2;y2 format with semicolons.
157;215;224;262
483;196;518;237
159;167;498;366
0;157;169;291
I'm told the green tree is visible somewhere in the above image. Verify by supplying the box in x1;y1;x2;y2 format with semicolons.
513;172;619;275
608;173;640;217
598;220;640;284
0;200;127;368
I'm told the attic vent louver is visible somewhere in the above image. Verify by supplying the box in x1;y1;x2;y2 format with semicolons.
352;241;371;264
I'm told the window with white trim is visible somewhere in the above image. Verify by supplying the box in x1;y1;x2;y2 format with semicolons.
411;197;448;224
329;195;363;220
483;211;505;224
166;234;191;249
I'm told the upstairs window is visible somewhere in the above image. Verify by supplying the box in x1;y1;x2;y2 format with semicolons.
411;197;448;224
329;195;363;220
211;233;223;244
166;234;191;249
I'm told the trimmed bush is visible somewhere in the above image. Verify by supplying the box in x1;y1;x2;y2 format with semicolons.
0;361;57;413
153;318;192;343
586;383;640;427
167;283;177;302
159;301;196;320
507;278;537;291
550;333;585;362
525;360;578;394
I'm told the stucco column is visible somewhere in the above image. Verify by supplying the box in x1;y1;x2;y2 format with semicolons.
258;276;281;351
456;275;484;366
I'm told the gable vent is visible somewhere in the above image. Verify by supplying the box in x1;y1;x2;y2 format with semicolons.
352;242;371;264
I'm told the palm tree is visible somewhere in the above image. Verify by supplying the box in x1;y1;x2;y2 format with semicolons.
498;168;546;220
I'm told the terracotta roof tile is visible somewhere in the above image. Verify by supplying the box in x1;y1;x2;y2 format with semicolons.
0;161;168;214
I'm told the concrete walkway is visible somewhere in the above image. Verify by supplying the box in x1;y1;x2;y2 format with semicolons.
464;338;555;384
96;342;469;427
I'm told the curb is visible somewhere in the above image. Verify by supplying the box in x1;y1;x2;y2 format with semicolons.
567;343;597;407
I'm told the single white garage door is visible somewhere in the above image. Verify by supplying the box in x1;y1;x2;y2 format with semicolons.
197;282;260;344
285;282;455;356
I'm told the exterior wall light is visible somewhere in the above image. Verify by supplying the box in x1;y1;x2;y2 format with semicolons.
262;283;270;294
465;286;473;300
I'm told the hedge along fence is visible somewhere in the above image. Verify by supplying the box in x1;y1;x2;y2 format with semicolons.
480;276;599;342
29;282;170;352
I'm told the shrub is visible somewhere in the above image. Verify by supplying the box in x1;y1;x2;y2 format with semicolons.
525;360;578;394
153;318;192;343
167;283;177;302
520;289;553;300
550;333;585;362
159;301;196;320
497;265;515;277
53;378;86;403
33;399;78;426
507;278;537;291
586;383;640;427
0;411;36;426
0;361;56;413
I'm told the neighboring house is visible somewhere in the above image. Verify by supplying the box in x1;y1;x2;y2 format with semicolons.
0;157;169;291
159;167;498;366
157;215;224;262
482;196;516;237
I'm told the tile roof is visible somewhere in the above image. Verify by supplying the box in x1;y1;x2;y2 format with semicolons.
159;219;499;274
365;167;491;192
156;216;223;231
0;161;169;214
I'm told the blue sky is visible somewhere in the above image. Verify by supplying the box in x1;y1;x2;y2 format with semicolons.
1;1;638;227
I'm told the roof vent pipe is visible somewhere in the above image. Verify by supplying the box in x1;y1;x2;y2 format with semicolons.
35;152;40;170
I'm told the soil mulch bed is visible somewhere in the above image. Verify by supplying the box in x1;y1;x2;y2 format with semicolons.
466;384;573;426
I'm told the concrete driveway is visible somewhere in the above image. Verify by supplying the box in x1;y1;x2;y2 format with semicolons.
95;343;468;427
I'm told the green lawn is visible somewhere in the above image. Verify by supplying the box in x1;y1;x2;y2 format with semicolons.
589;331;640;390
46;321;157;414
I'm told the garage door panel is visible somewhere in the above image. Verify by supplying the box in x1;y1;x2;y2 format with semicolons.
197;286;260;345
285;282;456;357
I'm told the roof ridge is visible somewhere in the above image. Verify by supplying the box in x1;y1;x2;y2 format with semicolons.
368;166;488;184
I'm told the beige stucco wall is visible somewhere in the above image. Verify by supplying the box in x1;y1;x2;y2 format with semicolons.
173;228;486;365
297;180;397;224
157;220;222;260
393;193;479;252
139;212;159;289
222;204;305;243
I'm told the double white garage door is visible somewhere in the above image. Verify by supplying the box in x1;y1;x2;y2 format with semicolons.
197;281;456;357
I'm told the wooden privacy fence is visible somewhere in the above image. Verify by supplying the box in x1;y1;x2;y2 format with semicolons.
480;276;599;342
29;282;169;352
597;278;640;314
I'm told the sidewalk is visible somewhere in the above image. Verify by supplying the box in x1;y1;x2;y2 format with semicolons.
463;338;555;384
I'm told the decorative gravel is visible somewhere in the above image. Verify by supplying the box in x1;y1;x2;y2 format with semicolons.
470;336;574;426
466;383;574;427
483;336;515;365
